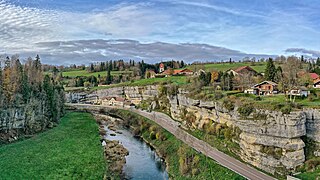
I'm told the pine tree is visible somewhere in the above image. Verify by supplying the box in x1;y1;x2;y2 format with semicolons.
264;58;276;81
106;65;112;85
317;57;320;66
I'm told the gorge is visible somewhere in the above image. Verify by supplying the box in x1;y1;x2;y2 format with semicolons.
66;85;320;177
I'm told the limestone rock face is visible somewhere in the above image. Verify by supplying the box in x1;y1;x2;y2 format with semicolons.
304;109;320;143
0;98;51;142
98;87;124;98
234;111;306;138
169;94;319;175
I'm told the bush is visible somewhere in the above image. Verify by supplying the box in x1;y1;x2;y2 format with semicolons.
214;91;224;100
252;112;267;120
281;105;292;114
237;103;254;117
306;158;320;171
223;99;235;111
149;125;158;132
191;168;200;176
255;96;262;101
149;131;156;140
133;127;141;136
155;132;166;141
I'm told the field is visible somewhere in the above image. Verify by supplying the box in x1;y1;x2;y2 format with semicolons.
92;75;188;90
62;70;132;77
187;62;267;72
0;112;106;179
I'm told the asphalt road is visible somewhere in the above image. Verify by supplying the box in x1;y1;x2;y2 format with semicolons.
67;103;275;180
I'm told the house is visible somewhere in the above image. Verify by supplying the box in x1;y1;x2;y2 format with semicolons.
101;97;125;107
309;73;320;80
227;66;257;76
287;87;310;97
145;70;156;79
162;68;194;76
246;81;278;95
298;72;319;80
194;69;206;76
178;68;194;75
314;79;320;89
159;63;165;73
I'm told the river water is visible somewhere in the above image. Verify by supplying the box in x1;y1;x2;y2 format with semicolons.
104;126;169;180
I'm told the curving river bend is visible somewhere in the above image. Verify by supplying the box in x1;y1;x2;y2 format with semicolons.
104;126;169;180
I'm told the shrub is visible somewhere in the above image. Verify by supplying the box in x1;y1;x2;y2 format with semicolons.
281;105;292;114
305;158;320;171
214;91;224;100
155;132;166;141
237;103;254;117
223;99;235;111
98;108;106;114
224;127;233;140
133;127;141;136
252;112;268;120
308;94;315;102
149;131;156;140
149;125;158;132
255;96;262;101
191;168;200;176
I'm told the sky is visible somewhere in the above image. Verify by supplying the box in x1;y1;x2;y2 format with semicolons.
1;0;320;64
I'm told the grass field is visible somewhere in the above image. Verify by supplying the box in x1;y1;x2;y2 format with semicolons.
92;76;188;90
0;112;106;179
296;169;320;180
187;62;268;72
62;70;132;77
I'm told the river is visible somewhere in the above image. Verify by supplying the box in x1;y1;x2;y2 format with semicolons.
104;126;169;180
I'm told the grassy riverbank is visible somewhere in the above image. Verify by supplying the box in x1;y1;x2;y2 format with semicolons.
108;109;244;180
0;112;106;179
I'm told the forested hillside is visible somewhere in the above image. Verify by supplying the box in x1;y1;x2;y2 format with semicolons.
0;55;65;143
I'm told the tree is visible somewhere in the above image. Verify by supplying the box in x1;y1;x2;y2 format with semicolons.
274;66;283;83
89;63;94;72
211;71;219;83
181;60;185;68
283;56;301;89
316;57;320;66
264;58;276;81
105;66;113;85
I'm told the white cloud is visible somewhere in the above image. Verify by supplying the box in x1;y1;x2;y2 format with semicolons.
0;1;169;53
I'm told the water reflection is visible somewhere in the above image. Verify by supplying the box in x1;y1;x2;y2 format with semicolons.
104;126;169;180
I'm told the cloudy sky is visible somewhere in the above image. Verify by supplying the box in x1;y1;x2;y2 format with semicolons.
1;0;320;64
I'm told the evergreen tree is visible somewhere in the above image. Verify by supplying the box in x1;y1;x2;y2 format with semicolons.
106;66;112;85
181;60;185;68
264;58;276;81
317;57;320;66
89;63;94;72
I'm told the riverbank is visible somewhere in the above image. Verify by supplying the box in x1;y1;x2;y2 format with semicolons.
0;112;106;179
107;109;245;179
96;113;168;179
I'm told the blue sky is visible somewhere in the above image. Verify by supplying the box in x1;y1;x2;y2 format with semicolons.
1;0;320;64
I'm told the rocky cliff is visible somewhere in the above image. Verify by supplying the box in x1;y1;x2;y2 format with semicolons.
0;98;61;142
68;85;320;175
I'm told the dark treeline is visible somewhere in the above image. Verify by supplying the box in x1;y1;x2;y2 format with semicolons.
0;55;65;140
86;60;186;74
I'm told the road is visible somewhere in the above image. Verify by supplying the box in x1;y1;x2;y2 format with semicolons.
67;103;275;180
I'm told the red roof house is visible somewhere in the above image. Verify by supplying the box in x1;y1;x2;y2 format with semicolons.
228;66;257;76
309;73;319;80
